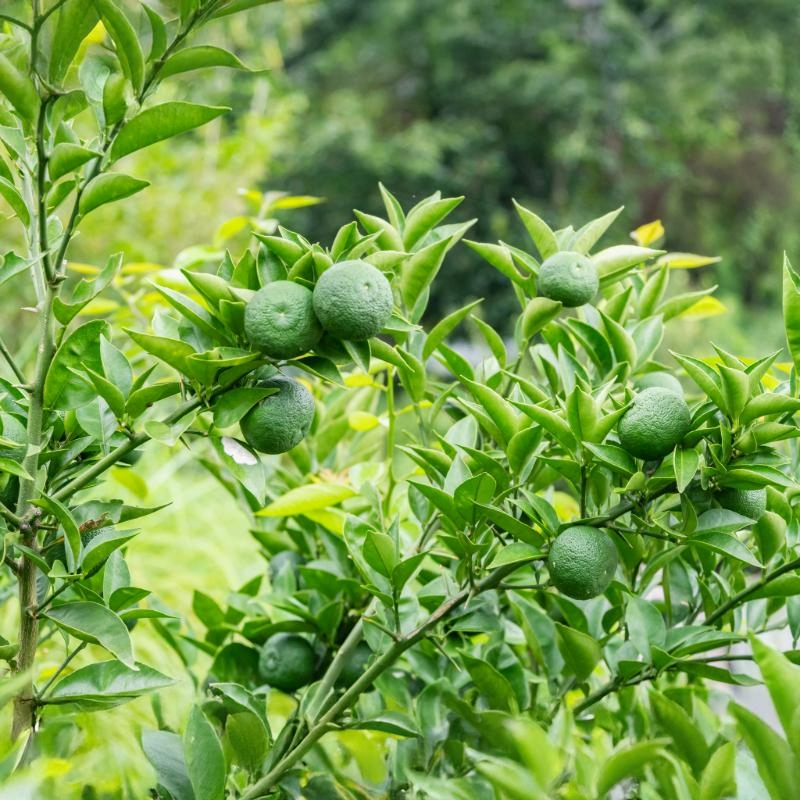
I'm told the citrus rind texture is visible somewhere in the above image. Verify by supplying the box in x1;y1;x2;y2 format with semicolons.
617;387;691;460
717;487;767;520
547;525;618;600
537;251;599;307
240;376;315;454
244;280;323;360
312;259;393;341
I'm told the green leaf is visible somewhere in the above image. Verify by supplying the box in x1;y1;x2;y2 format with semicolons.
751;636;800;750
257;483;356;516
520;297;562;340
463;379;523;446
0;457;32;480
48;1;100;84
79;173;149;216
161;46;249;78
594;244;664;285
742;393;800;425
142;730;194;800
44;602;134;667
44;320;109;410
111;102;230;162
81;529;139;574
596;740;670;796
225;712;269;771
512;200;558;259
0;53;39;127
362;530;397;578
213;387;277;428
0;177;29;226
184;706;225;800
783;254;800;376
731;702;799;800
125;330;197;377
49;143;101;182
48;660;174;709
464;240;523;284
461;653;516;711
488;542;544;569
211;0;282;18
94;0;144;92
673;447;699;493
555;623;601;682
400;237;452;313
569;207;623;254
80;367;126;419
403;196;463;249
32;494;82;568
454;473;496;524
126;381;182;419
351;712;420;738
649;691;709;774
53;253;122;325
688;532;761;567
699;742;736;800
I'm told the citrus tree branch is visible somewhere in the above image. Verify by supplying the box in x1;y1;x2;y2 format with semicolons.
242;562;521;799
0;335;26;384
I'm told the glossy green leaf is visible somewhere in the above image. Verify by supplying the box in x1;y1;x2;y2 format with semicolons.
44;319;109;410
111;102;229;162
363;530;397;578
161;46;249;78
95;0;144;92
512;200;558;259
213;387;277;428
596;740;670;796
461;654;516;711
673;446;699;493
699;741;736;800
48;1;100;84
0;54;39;127
403;196;463;249
49;143;101;182
650;691;709;774
142;730;194;800
731;703;799;800
47;660;174;708
184;706;225;800
79;174;149;216
32;494;81;567
44;602;134;667
751;636;800;749
555;623;601;682
520;297;562;339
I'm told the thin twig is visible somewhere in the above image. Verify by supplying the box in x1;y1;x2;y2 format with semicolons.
0;336;25;384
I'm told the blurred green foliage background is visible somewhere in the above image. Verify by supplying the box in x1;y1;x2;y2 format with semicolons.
4;0;797;353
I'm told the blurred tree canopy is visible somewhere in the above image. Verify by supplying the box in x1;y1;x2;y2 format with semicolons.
268;0;800;327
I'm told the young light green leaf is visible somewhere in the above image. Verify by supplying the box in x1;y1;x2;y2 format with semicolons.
512;200;558;259
0;54;40;127
783;254;800;375
47;660;174;708
257;484;356;516
111;102;230;162
403;196;463;250
596;740;670;797
363;530;397;578
569;207;624;255
142;731;194;800
48;1;100;84
0;177;30;226
673;447;699;493
79;174;150;216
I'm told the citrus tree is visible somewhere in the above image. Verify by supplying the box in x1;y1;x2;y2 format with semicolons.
130;190;800;799
3;2;800;800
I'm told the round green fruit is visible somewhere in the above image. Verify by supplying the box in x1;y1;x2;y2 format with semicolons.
244;280;323;360
240;376;315;455
547;526;618;600
258;633;316;693
536;251;599;307
717;487;767;520
312;260;393;341
617;387;691;461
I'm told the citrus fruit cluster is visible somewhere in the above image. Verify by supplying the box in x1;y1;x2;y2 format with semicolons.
240;260;393;455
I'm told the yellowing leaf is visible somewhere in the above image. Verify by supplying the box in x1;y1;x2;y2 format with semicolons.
631;219;665;247
257;483;356;516
83;22;106;46
656;252;721;269
344;374;377;387
303;508;346;534
348;411;380;431
77;298;120;316
679;296;726;320
553;491;579;522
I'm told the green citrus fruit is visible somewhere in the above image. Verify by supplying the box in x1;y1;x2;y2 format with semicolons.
617;387;691;460
240;376;315;454
335;642;373;689
547;526;618;600
258;633;316;692
717;487;767;520
244;280;323;360
633;371;683;396
312;260;393;341
537;251;599;307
